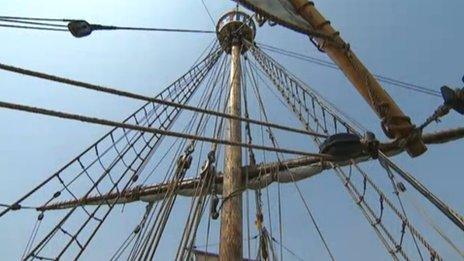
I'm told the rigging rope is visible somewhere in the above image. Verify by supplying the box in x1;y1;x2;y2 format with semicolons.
246;58;337;261
204;61;231;257
1;45;220;217
0;14;456;258
176;56;228;260
270;236;306;261
403;191;464;258
253;69;277;260
22;213;44;259
0;61;326;138
129;129;192;260
242;57;256;259
0;23;67;32
200;0;216;27
246;44;364;135
0;15;67;22
333;166;405;260
0;203;36;210
248;44;447;260
124;55;226;260
111;203;154;261
242;60;273;260
144;52;227;259
247;58;285;260
349;162;441;259
378;152;464;232
0;15;215;34
0;18;67;28
140;51;227;187
257;42;441;97
89;25;215;34
378;161;425;260
1;45;223;261
17;47;221;260
133;54;227;260
0;100;329;157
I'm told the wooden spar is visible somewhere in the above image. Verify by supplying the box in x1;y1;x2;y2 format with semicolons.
288;0;427;157
215;10;256;260
219;43;243;260
36;127;464;211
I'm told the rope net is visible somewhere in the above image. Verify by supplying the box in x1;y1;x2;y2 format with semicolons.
0;39;462;260
3;45;222;260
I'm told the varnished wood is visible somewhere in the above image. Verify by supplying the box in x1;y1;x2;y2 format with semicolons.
219;43;243;260
289;0;427;157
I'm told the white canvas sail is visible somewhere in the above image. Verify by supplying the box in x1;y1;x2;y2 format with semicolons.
235;0;313;34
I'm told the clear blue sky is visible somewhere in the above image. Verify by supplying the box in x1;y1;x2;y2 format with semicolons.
0;0;463;260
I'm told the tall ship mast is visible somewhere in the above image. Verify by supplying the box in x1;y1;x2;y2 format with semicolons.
0;1;463;260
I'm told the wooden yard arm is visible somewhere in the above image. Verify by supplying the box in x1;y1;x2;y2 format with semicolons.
287;0;427;157
37;127;464;211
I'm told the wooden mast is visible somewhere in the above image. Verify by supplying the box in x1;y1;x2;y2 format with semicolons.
219;42;243;261
216;10;256;260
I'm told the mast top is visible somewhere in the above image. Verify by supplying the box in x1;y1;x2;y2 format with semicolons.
216;10;256;54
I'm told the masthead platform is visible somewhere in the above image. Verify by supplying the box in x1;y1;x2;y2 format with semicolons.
216;11;256;54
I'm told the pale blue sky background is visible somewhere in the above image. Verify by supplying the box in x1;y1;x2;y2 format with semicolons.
0;0;463;260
